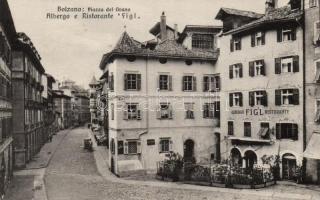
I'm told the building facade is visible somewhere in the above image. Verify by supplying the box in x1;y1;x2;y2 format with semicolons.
12;33;46;168
216;0;304;180
99;13;222;176
0;0;16;195
303;0;320;184
53;90;72;130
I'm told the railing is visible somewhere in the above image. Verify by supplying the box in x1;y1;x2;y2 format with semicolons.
157;161;276;188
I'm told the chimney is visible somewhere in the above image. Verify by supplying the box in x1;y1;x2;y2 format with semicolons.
265;0;278;13
174;24;178;40
160;12;167;41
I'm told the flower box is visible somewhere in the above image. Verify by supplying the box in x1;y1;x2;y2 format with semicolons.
233;184;252;189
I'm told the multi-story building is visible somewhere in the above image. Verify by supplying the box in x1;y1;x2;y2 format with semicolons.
0;0;16;195
12;32;46;168
42;73;57;140
53;90;72;129
99;13;221;176
89;76;103;127
216;0;304;180
59;79;90;126
303;0;320;184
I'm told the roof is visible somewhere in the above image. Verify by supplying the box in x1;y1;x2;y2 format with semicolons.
178;25;222;42
223;6;303;35
45;73;56;83
15;32;45;74
215;7;263;20
303;133;320;159
182;25;223;33
99;31;218;70
149;22;177;36
89;76;97;85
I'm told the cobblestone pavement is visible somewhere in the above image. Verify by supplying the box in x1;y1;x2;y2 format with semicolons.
44;127;319;200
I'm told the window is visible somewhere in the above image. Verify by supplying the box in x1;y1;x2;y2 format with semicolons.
159;138;172;153
229;64;243;79
202;103;220;119
310;0;318;8
157;103;173;119
251;31;265;47
276;123;298;140
124;140;141;154
249;60;265;76
192;34;214;49
244;122;251;137
230;37;241;52
315;100;320;122
229;92;243;107
185;103;194;119
275;56;299;74
123;103;141;120
203;75;220;92
182;76;196;91
109;73;114;91
277;27;296;42
249;91;268;107
228;121;234;135
275;89;299;106
111;103;114;120
124;73;141;90
159;74;172;91
118;141;124;155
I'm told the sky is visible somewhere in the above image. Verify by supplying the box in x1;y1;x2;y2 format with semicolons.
7;0;288;88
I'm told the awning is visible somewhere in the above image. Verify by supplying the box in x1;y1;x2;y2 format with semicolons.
304;133;320;159
258;128;269;138
228;136;272;145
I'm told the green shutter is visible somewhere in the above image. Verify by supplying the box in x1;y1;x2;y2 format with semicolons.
275;58;281;74
251;33;256;47
293;56;299;73
277;29;282;42
261;60;266;76
230;38;234;52
249;92;255;107
238;63;243;78
239;92;243;107
124;74;128;90
229;93;233;107
203;76;209;92
249;62;255;77
293;89;299;105
275;90;282;106
229;65;233;79
137;74;141;90
261;31;266;45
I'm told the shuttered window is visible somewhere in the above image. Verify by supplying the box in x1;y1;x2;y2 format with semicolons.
277;27;296;42
124;73;141;91
229;92;243;107
249;60;265;77
249;91;268;107
182;76;196;91
275;123;298;140
275;89;299;106
275;56;299;74
158;74;172;91
229;64;243;79
251;31;265;47
203;74;220;92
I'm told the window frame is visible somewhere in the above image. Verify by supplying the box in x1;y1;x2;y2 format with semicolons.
228;121;234;136
192;33;214;49
185;102;195;119
159;74;169;91
159;138;171;153
183;75;194;91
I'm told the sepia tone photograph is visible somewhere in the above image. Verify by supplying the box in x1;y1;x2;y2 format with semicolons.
0;0;320;199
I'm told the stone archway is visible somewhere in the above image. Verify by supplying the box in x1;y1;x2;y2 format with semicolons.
282;153;296;180
244;150;257;169
230;148;242;167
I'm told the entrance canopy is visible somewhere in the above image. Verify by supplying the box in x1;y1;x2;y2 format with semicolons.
304;133;320;160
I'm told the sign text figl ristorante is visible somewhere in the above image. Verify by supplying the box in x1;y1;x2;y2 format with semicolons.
231;108;289;116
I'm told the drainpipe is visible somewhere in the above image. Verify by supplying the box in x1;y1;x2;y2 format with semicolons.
301;0;307;181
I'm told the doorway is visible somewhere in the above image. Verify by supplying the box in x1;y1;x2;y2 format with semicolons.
282;153;296;180
184;139;195;162
244;150;257;169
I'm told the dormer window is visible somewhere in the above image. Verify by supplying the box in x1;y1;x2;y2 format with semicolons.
192;34;214;49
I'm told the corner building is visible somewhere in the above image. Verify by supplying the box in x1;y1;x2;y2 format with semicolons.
100;13;222;176
216;0;304;180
